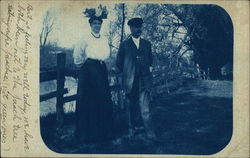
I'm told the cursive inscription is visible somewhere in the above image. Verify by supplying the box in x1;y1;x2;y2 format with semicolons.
0;102;8;144
0;2;34;152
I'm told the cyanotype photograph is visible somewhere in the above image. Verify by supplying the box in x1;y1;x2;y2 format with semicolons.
39;3;233;155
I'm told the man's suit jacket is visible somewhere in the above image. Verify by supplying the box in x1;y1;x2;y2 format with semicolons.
116;37;153;93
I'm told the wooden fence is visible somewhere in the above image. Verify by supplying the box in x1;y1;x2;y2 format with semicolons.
40;53;191;128
40;53;123;127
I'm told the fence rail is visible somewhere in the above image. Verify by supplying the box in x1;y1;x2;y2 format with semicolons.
40;52;193;127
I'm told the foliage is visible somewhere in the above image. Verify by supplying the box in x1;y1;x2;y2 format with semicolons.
40;4;233;94
128;4;196;94
167;4;233;79
40;43;74;71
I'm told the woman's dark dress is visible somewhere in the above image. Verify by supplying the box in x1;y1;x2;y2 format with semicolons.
75;58;114;143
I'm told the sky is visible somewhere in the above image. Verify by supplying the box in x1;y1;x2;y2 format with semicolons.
43;3;187;50
46;4;133;49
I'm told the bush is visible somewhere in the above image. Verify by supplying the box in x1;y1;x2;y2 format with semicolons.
40;45;75;71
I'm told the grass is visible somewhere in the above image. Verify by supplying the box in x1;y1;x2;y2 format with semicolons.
40;79;233;154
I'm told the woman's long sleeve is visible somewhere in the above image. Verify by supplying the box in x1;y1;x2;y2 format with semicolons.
73;39;87;65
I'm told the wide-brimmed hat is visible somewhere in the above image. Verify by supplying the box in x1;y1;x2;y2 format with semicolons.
127;18;143;27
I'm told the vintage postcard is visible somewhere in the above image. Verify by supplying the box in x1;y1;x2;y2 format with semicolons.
0;0;249;157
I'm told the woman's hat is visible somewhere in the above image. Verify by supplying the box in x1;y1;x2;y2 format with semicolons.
127;18;143;27
83;4;108;23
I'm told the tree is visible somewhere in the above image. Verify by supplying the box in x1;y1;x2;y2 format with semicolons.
40;10;55;48
132;4;194;77
105;3;128;71
167;4;233;79
119;3;126;43
107;4;127;47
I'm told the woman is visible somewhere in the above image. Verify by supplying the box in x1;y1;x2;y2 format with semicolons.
73;6;113;143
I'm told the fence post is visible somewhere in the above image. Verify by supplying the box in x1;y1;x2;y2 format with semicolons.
56;52;65;128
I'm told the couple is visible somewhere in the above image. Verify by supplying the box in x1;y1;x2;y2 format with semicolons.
73;6;157;144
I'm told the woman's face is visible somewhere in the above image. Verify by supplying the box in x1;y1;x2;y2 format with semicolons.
90;20;102;34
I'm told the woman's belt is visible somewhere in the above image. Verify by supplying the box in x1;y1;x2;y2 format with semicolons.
86;58;105;65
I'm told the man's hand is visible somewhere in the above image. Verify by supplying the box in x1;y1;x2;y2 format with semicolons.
75;63;83;69
149;66;153;73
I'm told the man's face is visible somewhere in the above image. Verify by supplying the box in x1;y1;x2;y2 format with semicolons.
130;26;142;38
90;20;102;34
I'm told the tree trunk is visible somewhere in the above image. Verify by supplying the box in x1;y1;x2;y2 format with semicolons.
120;3;126;44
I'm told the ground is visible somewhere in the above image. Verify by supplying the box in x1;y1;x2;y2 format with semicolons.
40;79;232;155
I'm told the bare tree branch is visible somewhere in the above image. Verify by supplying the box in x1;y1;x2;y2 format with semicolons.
40;10;56;48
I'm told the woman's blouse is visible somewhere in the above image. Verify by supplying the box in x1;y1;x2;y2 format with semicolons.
73;32;110;65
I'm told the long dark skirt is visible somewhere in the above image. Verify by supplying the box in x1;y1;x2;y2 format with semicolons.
75;58;114;143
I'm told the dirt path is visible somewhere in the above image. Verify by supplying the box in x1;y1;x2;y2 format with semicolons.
41;79;233;154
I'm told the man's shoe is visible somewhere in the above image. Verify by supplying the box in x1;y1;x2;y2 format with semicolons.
146;133;162;143
127;128;135;138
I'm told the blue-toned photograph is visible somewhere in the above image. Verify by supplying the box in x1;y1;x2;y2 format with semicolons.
39;3;233;154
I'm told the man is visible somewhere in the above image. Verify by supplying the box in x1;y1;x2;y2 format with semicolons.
116;17;157;140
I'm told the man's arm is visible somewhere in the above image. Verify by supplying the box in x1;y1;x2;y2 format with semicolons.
116;42;125;72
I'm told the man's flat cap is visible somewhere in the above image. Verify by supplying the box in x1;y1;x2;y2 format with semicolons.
127;18;143;27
